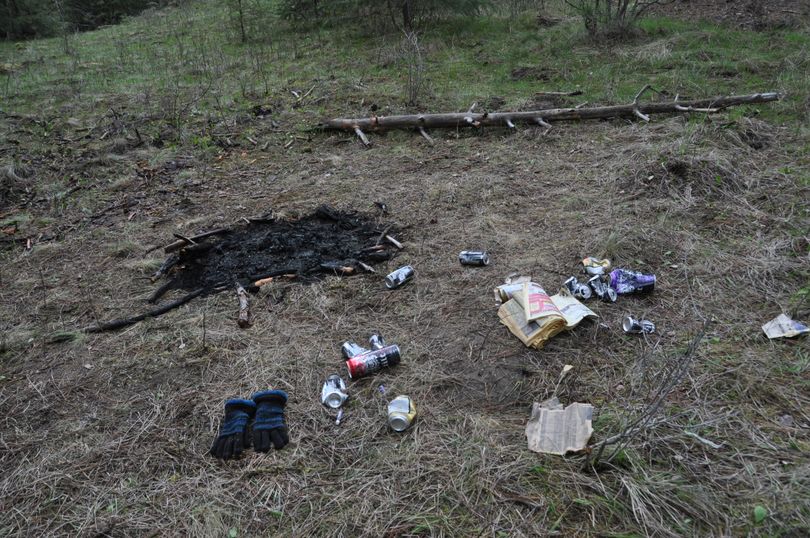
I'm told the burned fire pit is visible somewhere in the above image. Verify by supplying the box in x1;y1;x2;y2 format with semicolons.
84;206;400;332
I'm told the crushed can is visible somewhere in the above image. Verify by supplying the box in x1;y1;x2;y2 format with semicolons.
622;316;655;334
564;276;592;300
385;265;415;289
459;251;490;266
321;374;349;409
341;341;368;360
588;275;617;302
609;269;656;295
369;333;386;350
346;344;401;379
387;395;416;432
582;257;611;276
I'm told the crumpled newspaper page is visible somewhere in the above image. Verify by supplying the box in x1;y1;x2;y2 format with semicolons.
525;399;594;455
497;298;566;349
550;287;598;328
762;314;809;339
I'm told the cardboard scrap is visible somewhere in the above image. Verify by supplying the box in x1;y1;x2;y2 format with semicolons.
525;399;594;455
762;314;809;339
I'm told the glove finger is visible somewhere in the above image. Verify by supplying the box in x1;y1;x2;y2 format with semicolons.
269;429;286;450
214;438;226;460
233;437;243;459
242;428;252;449
256;430;271;452
222;435;235;460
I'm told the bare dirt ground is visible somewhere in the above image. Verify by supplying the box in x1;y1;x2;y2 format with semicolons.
2;91;808;534
653;0;810;29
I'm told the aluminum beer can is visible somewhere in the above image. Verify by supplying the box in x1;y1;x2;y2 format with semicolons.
387;395;416;432
341;341;368;360
459;251;490;266
346;344;401;379
369;333;386;350
622;316;655;334
321;374;349;409
385;265;414;289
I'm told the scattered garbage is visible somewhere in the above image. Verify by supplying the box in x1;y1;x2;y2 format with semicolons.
321;374;349;408
336;408;344;425
369;333;386;350
341;341;369;360
525;397;593;455
494;274;532;303
588;275;618;302
564;276;592;300
497;278;596;349
762;314;809;339
346;344;401;379
582;257;611;276
622;316;655;334
385;265;415;289
387;395;417;432
609;268;656;295
459;250;490;266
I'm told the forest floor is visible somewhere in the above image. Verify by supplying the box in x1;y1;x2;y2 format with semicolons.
1;1;808;536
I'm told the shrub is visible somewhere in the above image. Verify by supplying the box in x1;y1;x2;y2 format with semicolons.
565;0;670;39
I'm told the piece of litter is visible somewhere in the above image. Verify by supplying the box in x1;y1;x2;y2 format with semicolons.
83;363;93;370
525;400;593;455
762;314;809;339
498;285;596;349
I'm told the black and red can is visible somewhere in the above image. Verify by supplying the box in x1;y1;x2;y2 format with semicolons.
346;345;401;379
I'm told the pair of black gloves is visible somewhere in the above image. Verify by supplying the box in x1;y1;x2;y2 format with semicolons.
209;389;289;460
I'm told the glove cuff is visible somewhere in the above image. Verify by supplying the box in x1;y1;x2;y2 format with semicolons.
224;398;257;415
252;389;288;405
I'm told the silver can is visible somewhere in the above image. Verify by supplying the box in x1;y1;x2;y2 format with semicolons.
622;316;655;334
385;265;415;289
588;275;617;303
321;374;349;409
369;333;386;350
387;395;417;432
341;341;368;360
564;276;592;300
459;251;490;266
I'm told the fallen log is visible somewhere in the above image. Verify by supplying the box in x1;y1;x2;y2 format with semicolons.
321;92;779;139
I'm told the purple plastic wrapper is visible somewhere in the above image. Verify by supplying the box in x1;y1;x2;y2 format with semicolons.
609;269;656;295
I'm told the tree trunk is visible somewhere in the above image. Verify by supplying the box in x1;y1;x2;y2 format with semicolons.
402;0;414;31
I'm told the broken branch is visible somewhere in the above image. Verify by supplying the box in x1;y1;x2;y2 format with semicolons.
83;288;206;333
236;282;252;328
163;228;229;254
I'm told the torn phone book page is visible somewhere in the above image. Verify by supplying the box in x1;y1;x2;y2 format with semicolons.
762;314;809;339
498;298;565;349
550;287;597;328
525;400;594;455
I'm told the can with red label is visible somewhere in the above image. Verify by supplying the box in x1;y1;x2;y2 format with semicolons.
346;344;401;379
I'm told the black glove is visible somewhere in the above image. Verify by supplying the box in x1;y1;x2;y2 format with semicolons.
209;398;256;460
251;389;289;452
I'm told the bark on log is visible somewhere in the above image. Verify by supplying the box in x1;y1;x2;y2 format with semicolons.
321;93;778;132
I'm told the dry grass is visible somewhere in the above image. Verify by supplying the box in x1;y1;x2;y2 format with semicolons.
1;107;808;536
